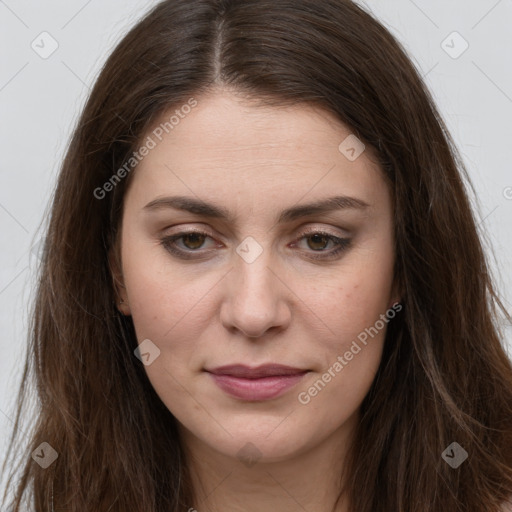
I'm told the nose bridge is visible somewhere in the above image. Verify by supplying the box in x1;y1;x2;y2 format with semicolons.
233;239;277;306
221;237;289;337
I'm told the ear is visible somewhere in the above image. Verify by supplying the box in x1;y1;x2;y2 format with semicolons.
108;246;131;316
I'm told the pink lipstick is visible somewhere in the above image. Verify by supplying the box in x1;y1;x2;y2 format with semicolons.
205;364;309;401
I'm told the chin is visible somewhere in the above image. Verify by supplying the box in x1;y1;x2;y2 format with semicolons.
179;411;323;464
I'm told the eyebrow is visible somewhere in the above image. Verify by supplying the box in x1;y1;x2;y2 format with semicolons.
143;195;370;224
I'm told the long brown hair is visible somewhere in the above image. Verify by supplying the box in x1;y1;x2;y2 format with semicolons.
2;0;512;510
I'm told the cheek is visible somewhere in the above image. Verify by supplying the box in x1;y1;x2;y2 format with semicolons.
122;258;207;400
312;252;395;352
297;252;394;414
296;265;393;420
122;243;214;337
121;248;227;399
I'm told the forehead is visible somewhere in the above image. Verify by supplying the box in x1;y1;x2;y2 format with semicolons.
126;90;388;212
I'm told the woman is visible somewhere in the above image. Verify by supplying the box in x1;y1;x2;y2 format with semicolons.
2;0;512;511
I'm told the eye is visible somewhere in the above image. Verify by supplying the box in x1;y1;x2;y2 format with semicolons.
173;232;209;250
160;230;219;259
291;230;351;260
160;228;351;261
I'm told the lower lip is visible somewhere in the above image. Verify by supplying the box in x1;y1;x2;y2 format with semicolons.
208;372;308;401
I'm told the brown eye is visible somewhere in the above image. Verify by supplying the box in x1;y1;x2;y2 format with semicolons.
306;234;330;251
292;230;352;261
160;230;220;260
181;232;207;250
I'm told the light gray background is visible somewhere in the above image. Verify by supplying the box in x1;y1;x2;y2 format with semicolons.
1;0;511;502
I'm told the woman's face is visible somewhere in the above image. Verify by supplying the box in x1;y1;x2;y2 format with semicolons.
114;89;399;463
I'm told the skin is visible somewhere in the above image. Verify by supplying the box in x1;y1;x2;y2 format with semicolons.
112;87;400;512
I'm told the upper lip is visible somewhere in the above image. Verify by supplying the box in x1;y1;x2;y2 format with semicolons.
206;364;308;379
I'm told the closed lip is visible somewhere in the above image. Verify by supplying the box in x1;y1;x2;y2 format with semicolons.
205;364;309;379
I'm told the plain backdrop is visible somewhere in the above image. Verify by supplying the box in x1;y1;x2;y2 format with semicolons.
1;0;511;502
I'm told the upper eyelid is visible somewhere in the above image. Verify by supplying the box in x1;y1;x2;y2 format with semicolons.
163;222;349;239
165;227;346;243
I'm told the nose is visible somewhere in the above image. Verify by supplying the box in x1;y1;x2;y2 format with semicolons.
219;249;292;339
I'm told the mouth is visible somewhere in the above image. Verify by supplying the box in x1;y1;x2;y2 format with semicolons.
205;364;310;401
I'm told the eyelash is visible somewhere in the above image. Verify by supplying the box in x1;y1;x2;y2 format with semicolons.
160;228;351;261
